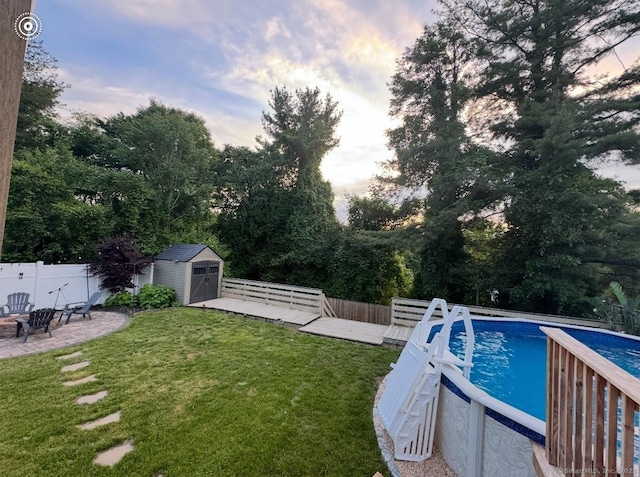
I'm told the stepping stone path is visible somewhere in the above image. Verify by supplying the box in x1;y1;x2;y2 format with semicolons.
61;360;90;372
78;410;121;430
75;390;108;405
93;441;135;467
57;351;83;360
57;352;135;467
63;374;97;386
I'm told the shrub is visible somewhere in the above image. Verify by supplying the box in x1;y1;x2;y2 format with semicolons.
104;291;136;307
137;284;178;310
89;234;151;293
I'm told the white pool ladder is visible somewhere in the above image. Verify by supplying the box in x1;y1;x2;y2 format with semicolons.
377;298;475;461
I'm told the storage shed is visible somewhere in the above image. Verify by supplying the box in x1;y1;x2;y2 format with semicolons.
153;244;224;305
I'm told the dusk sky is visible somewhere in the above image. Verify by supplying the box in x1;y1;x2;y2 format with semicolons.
29;0;640;219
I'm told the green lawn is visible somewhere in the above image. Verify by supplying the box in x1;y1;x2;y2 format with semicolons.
0;308;399;477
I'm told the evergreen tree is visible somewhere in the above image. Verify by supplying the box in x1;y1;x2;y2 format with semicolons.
386;21;492;302
440;0;640;314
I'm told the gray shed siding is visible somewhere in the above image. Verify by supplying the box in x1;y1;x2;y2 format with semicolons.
154;260;189;305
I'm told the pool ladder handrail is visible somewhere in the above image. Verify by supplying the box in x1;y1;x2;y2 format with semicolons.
408;299;475;378
378;298;475;461
429;304;475;379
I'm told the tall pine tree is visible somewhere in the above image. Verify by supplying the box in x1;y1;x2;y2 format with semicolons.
441;0;640;313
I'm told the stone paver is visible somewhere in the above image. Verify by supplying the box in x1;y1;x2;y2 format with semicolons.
76;390;109;405
93;441;134;467
57;350;83;360
63;375;97;386
78;410;121;430
0;312;129;360
61;360;90;372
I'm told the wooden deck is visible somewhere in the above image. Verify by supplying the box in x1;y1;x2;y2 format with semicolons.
190;297;319;326
382;324;413;347
299;318;388;345
192;295;392;346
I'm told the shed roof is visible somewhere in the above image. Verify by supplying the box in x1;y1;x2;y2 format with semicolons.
155;244;210;262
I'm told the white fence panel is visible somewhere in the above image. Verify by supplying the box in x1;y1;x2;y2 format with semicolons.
0;261;153;309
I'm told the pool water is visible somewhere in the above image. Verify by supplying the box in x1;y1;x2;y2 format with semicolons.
439;320;640;421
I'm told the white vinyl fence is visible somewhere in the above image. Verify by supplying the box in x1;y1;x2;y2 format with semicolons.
0;261;153;309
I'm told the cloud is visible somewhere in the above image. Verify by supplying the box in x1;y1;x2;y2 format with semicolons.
196;0;427;184
89;0;217;28
56;69;151;119
264;16;291;42
597;164;640;190
56;69;261;147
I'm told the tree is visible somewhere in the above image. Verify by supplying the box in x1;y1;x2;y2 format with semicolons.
347;193;421;231
217;87;342;287
215;145;294;278
15;41;66;151
260;87;342;286
434;0;640;314
325;231;413;304
71;102;219;254
386;21;494;302
89;234;151;293
260;86;342;186
3;146;109;262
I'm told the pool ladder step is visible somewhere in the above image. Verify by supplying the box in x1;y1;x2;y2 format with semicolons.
377;298;475;462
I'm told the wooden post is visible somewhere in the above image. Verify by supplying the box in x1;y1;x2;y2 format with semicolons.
0;0;32;261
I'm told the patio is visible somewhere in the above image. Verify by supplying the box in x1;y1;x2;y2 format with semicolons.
0;311;129;360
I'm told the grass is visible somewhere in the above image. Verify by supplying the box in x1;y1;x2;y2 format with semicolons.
0;308;399;477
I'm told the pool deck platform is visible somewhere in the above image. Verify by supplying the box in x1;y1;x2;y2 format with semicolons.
299;317;388;345
188;297;320;326
191;297;394;346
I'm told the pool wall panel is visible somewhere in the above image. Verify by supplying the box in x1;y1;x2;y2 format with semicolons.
435;377;539;477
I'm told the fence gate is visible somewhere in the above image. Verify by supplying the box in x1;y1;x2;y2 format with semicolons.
190;261;219;303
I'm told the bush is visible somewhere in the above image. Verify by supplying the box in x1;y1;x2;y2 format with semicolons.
89;234;151;293
104;291;135;307
137;284;178;310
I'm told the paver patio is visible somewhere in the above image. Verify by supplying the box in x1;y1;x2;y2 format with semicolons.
0;311;129;359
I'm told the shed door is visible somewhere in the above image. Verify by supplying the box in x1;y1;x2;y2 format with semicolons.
190;261;219;303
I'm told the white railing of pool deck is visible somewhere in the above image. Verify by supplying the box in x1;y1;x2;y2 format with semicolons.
541;327;640;476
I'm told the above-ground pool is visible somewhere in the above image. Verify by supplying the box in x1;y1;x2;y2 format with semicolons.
437;319;640;420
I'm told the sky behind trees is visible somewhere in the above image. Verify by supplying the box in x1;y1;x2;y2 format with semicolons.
31;0;640;218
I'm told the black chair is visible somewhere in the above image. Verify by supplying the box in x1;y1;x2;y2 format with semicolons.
16;308;57;343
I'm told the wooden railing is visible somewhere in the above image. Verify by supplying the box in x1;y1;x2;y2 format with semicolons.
541;327;640;476
221;278;323;315
325;297;391;324
321;294;337;318
391;299;607;329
